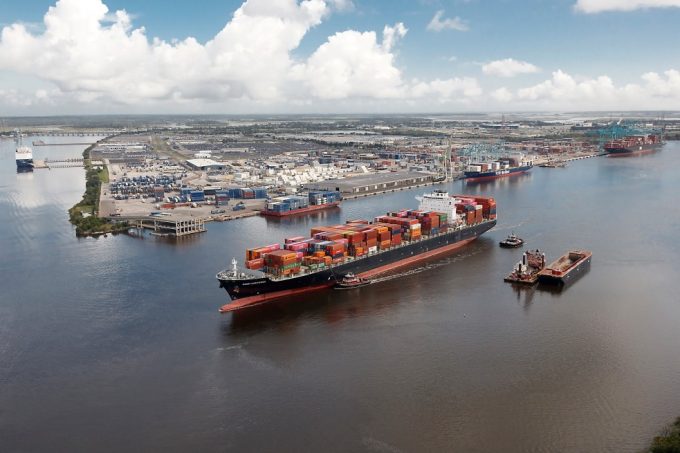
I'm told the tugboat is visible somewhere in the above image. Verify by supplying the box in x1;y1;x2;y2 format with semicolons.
499;233;524;248
504;249;546;285
334;272;371;290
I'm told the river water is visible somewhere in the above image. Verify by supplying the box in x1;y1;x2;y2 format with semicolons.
1;137;679;452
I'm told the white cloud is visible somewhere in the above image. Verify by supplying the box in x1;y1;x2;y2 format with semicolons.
575;0;680;13
382;22;407;52
426;10;469;32
482;58;540;77
0;0;332;104
513;69;680;109
295;24;407;99
491;87;513;102
0;0;484;111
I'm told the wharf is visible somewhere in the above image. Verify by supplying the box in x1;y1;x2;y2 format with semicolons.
342;178;456;200
210;211;259;222
33;158;99;169
119;215;206;237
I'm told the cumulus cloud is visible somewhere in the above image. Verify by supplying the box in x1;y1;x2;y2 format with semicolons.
0;0;332;104
482;58;540;77
575;0;680;13
295;24;408;99
512;69;680;109
0;0;482;111
426;10;469;32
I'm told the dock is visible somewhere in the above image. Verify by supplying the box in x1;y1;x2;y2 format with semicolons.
119;215;206;237
33;158;86;169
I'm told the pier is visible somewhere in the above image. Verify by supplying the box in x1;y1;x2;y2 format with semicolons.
33;158;84;168
121;215;206;237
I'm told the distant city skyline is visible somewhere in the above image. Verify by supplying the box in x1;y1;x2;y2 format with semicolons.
1;0;680;115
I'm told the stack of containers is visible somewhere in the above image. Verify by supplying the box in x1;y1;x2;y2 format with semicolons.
264;250;301;276
246;243;281;262
308;191;342;206
376;225;391;249
215;190;229;206
253;187;268;198
475;205;483;223
190;190;205;202
228;188;243;198
266;201;289;213
438;213;449;232
469;195;496;220
242;188;255;199
245;243;282;269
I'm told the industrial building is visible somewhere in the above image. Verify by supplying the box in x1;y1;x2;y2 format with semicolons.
304;172;434;195
186;158;227;171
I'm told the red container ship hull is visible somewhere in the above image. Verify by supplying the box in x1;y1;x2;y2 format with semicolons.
218;220;495;313
604;134;663;157
464;165;532;182
260;201;340;217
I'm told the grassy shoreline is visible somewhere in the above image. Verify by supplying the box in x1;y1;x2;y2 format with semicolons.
650;417;680;452
68;143;127;237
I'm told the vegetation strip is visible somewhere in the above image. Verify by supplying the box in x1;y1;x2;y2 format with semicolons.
68;143;128;236
650;417;680;453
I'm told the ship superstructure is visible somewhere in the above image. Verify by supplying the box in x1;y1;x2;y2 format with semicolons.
15;141;34;170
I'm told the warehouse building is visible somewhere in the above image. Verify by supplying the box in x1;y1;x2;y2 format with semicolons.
186;158;226;171
304;172;434;195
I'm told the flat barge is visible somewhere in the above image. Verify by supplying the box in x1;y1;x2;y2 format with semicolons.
537;250;592;287
261;191;342;217
217;191;497;313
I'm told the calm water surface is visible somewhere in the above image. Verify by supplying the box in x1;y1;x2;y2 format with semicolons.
1;137;680;452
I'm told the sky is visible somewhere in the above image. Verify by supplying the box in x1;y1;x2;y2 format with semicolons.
1;0;680;115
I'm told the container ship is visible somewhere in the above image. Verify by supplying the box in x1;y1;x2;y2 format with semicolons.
15;144;34;170
261;191;342;217
217;190;497;313
603;134;663;157
463;156;533;182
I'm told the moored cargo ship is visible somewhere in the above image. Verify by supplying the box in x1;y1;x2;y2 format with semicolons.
15;145;34;170
261;191;342;217
537;250;592;287
217;190;497;313
603;134;663;157
464;156;533;182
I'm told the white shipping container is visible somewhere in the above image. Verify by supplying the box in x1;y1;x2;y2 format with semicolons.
368;246;378;254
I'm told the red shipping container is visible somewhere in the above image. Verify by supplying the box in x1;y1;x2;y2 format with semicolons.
245;258;264;270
